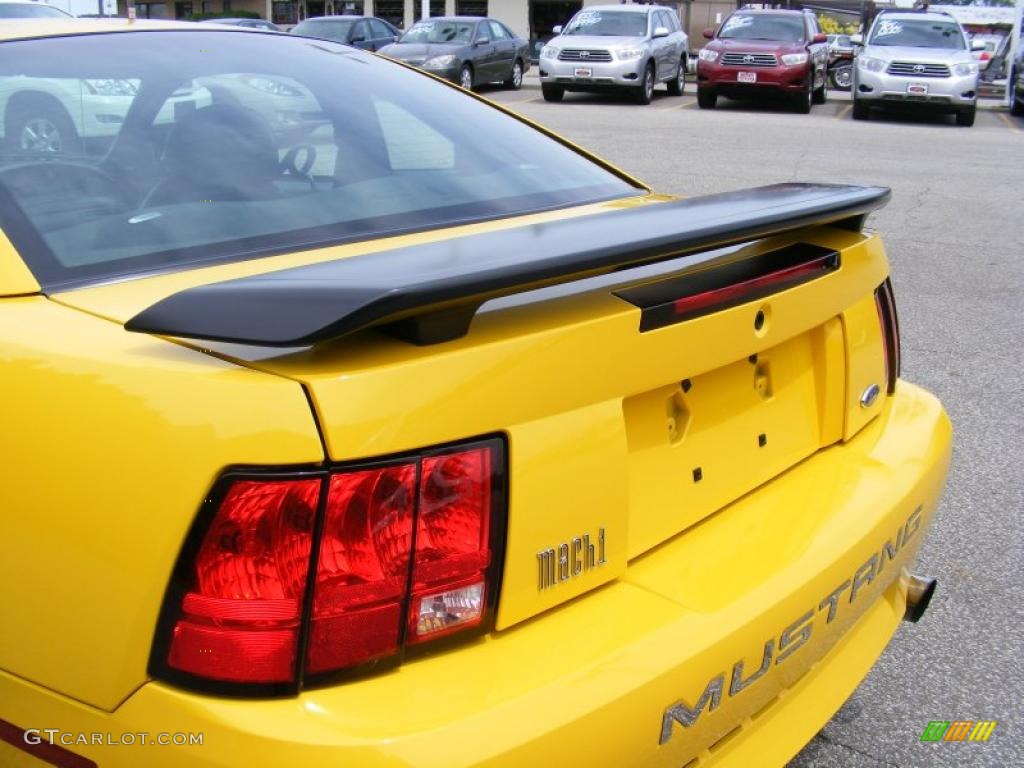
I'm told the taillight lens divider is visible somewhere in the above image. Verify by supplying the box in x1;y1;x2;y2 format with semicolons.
294;474;331;690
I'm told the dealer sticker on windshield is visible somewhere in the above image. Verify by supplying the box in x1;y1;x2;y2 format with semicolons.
907;82;928;95
738;71;757;83
574;67;593;78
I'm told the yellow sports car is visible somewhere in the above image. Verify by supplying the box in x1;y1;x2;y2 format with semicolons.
0;19;951;768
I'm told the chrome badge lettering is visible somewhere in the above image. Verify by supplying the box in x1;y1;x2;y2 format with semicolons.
660;506;923;744
537;528;607;590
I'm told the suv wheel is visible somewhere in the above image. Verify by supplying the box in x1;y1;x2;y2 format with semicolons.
541;84;564;102
955;105;976;127
812;72;826;105
697;88;717;109
1010;73;1023;117
852;97;870;121
794;80;812;114
666;56;686;96
633;63;655;105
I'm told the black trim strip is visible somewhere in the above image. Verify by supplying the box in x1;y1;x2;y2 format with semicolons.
875;278;901;394
125;183;890;347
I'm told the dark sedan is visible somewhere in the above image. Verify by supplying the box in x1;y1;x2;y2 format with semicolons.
292;16;400;52
379;16;530;90
199;18;282;32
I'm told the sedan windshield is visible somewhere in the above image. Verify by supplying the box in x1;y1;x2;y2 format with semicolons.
564;11;647;37
718;14;805;43
292;18;355;41
869;20;965;49
0;3;70;17
399;20;475;44
0;31;636;290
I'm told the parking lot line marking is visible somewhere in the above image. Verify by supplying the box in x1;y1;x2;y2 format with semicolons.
835;105;852;121
997;112;1020;133
655;100;689;111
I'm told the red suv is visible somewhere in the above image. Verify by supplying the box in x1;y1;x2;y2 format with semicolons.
696;9;829;113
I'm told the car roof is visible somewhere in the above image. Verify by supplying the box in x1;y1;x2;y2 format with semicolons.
0;19;261;41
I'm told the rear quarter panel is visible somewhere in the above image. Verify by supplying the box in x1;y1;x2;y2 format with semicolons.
0;296;323;710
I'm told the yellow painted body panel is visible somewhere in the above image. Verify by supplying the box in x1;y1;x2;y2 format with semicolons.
0;382;951;766
0;27;950;764
47;216;895;639
181;225;888;630
0;229;40;296
0;297;323;710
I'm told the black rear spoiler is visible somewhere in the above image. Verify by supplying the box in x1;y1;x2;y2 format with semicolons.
125;183;889;347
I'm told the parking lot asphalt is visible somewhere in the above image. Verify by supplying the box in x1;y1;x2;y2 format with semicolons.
481;82;1024;767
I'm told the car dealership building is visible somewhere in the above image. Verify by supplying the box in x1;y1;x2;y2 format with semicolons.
128;0;740;56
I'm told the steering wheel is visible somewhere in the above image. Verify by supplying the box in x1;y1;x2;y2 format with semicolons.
0;159;134;212
280;144;317;181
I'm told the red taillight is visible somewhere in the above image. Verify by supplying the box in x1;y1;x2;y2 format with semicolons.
408;448;492;644
670;255;834;319
616;243;840;332
306;464;416;674
166;478;320;683
154;438;503;693
874;279;901;394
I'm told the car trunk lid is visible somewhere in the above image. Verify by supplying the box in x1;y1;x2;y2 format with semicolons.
54;187;892;630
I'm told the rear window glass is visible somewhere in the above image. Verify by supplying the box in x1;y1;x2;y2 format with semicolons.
0;31;636;290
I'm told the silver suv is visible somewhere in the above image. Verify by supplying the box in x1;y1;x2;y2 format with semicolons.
851;10;983;126
539;4;689;105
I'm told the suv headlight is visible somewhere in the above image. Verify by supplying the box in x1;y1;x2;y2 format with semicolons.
858;56;886;73
423;55;458;69
781;53;808;66
698;49;719;63
953;62;978;76
616;48;644;61
541;45;559;59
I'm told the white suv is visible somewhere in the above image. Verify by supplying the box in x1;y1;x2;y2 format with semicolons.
539;4;689;105
851;10;983;126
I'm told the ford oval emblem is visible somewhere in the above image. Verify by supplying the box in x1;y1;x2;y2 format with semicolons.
860;383;881;408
